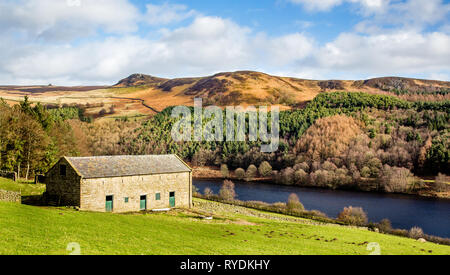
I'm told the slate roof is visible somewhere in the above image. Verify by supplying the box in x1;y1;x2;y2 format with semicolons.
65;155;191;179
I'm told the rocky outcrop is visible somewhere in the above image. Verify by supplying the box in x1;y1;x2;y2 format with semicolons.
115;74;167;87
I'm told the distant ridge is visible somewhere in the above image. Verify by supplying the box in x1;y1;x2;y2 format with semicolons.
1;71;448;118
114;71;450;106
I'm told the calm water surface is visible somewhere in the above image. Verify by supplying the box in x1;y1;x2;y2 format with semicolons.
194;179;450;238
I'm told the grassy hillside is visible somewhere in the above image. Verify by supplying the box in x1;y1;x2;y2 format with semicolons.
0;177;45;196
0;200;448;255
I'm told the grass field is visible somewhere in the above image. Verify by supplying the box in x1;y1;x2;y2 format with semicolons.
0;177;45;196
1;199;449;255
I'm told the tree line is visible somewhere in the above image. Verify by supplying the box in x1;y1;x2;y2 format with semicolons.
1;92;448;189
0;97;78;179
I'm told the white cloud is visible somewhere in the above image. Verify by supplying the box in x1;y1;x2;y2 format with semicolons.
0;14;318;85
255;33;316;66
144;3;197;26
288;0;344;11
0;0;448;84
386;0;449;28
288;0;390;12
0;0;140;41
291;0;449;29
314;30;450;77
349;0;391;14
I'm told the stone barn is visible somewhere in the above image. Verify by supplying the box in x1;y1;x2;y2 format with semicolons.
45;155;192;213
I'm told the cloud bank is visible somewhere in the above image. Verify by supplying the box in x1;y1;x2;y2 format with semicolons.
0;0;448;85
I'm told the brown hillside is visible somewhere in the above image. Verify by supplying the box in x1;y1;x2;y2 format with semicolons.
357;77;450;92
0;71;448;119
114;71;448;110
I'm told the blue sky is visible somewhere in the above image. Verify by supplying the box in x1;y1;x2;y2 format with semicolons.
129;0;360;41
0;0;449;85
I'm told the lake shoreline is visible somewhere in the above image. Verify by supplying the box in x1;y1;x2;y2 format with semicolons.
193;178;450;238
192;166;450;200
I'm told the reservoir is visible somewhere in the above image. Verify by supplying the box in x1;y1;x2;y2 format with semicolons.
194;179;450;238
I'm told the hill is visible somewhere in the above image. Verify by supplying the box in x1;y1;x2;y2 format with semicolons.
1;199;448;255
0;71;448;118
114;71;450;108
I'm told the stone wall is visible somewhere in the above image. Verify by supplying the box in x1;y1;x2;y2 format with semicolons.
0;189;21;203
0;171;17;181
45;158;81;206
80;172;192;213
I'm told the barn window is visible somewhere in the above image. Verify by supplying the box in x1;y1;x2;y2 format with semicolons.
155;193;161;201
60;165;67;176
124;197;129;203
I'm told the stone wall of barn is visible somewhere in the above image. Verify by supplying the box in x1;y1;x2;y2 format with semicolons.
45;158;81;206
80;172;192;213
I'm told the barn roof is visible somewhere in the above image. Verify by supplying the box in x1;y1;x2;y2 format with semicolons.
65;155;191;179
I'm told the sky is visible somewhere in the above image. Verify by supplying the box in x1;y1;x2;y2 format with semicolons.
0;0;449;85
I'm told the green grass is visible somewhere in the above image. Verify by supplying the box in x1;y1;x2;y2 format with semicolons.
0;177;45;196
0;200;449;255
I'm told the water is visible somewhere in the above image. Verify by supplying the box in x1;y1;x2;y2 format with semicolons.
194;179;450;238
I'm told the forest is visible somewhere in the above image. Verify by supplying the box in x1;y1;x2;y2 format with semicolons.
0;97;78;180
0;92;448;194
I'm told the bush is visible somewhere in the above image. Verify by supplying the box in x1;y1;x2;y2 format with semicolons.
279;168;295;185
434;173;450;192
245;165;258;180
295;162;310;173
272;202;287;210
287;193;304;212
377;219;392;233
204;187;214;197
220;164;230;178
409;227;424;239
337;206;368;226
360;166;371;178
192;184;200;196
192;149;214;166
219;180;236;201
235;168;245;180
294;169;308;185
309;169;331;187
306;210;328;218
258;161;273;177
322;161;337;171
244;200;270;209
381;165;415;193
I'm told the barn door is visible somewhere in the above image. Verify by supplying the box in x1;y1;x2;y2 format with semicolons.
169;192;175;208
140;195;147;211
105;196;113;212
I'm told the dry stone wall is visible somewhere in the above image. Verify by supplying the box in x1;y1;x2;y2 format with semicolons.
0;190;21;203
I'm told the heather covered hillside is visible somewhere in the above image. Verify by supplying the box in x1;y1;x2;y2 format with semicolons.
1;72;449;118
